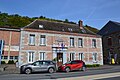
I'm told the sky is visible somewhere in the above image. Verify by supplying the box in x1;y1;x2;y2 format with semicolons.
0;0;120;29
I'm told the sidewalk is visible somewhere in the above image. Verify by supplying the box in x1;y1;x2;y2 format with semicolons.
0;64;20;75
0;64;118;75
86;65;115;70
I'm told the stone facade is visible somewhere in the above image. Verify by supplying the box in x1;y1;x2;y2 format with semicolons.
98;21;120;64
102;31;120;64
19;28;103;66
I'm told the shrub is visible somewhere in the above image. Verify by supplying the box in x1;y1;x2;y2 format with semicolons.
86;64;100;68
8;60;14;64
1;61;6;64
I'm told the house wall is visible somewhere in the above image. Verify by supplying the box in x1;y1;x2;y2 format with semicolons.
19;29;103;66
0;29;20;63
102;31;120;64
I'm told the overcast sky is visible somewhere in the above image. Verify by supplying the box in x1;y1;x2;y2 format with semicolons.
0;0;120;29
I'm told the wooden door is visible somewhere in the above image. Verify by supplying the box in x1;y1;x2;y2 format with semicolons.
57;53;63;66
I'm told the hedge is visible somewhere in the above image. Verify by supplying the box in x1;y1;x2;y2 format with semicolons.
8;60;15;64
86;64;100;67
1;61;6;64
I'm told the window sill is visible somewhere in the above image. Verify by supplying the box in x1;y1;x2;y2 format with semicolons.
70;46;75;48
29;44;35;46
93;61;98;63
39;44;46;46
78;46;83;48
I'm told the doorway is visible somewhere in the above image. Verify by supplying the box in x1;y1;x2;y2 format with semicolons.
57;53;63;66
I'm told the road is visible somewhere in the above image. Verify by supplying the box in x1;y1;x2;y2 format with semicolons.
0;65;120;80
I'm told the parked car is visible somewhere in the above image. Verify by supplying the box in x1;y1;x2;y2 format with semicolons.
58;60;86;72
20;60;57;74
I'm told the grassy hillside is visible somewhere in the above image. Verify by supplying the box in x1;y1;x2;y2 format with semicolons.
0;12;99;33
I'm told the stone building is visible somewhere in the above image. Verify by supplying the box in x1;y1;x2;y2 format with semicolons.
98;21;120;64
19;20;103;66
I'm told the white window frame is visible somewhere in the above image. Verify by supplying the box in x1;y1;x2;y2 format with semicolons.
92;39;96;48
40;35;46;45
10;56;14;60
78;38;83;47
79;53;83;60
70;37;74;47
39;52;45;60
3;56;8;60
93;53;97;62
28;52;34;63
29;34;35;45
70;53;75;61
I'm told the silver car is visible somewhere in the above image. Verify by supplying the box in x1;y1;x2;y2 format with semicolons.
20;60;57;74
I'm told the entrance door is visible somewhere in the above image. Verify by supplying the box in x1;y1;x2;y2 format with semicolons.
57;53;63;66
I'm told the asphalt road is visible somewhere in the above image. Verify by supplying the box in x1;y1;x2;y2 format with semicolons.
96;76;120;80
0;65;120;80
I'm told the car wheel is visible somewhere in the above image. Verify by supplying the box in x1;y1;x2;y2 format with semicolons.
48;68;54;73
25;68;32;74
65;67;70;73
81;66;86;71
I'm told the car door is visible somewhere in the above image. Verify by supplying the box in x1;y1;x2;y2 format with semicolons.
77;61;83;68
70;61;78;70
40;61;49;71
32;61;42;72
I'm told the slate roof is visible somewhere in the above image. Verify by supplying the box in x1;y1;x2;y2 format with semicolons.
98;21;120;36
24;19;96;35
0;26;20;31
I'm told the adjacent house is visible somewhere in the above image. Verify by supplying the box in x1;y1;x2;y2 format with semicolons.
0;26;20;63
98;21;120;64
19;20;103;66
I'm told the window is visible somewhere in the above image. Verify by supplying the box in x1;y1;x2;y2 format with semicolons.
78;38;83;47
70;37;74;47
108;37;112;46
39;25;43;28
79;53;83;60
92;39;96;48
15;56;18;60
93;53;97;62
68;28;73;32
28;52;34;63
1;56;3;59
40;35;46;45
4;56;8;59
33;61;41;66
10;56;14;60
70;53;75;61
43;61;53;65
29;34;35;45
39;52;45;60
71;61;78;64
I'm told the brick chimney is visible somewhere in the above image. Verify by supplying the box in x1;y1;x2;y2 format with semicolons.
78;20;83;29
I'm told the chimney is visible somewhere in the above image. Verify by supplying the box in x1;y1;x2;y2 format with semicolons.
78;20;83;29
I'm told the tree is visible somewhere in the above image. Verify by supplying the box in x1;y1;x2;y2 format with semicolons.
64;19;69;23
